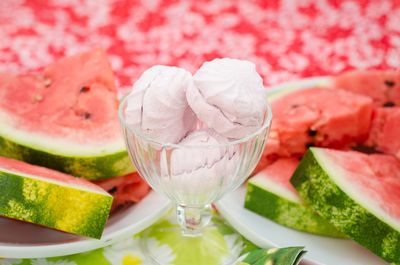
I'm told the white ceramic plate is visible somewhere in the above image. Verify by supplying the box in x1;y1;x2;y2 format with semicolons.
215;77;388;265
0;191;171;258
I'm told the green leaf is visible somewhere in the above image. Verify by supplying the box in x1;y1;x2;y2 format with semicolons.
242;249;267;264
240;246;306;265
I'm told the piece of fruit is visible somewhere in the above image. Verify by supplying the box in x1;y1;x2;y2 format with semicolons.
245;158;343;237
291;147;400;264
333;70;400;107
0;49;134;180
0;156;113;238
95;172;150;211
262;88;373;163
366;107;400;158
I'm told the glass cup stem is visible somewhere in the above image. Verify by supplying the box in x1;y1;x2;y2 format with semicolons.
176;204;212;237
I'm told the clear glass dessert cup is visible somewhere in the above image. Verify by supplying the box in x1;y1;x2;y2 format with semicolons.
119;97;272;265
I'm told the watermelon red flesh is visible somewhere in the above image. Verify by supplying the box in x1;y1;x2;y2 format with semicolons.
263;88;373;162
0;48;119;143
95;172;150;211
258;158;299;196
333;70;400;107
366;107;400;158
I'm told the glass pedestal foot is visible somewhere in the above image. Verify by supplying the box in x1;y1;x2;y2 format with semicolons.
140;212;244;265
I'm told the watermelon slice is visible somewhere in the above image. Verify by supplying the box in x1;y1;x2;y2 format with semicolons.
95;172;150;211
366;107;400;158
0;49;134;180
245;158;343;237
291;148;400;264
0;156;112;239
333;70;400;107
262;88;373;162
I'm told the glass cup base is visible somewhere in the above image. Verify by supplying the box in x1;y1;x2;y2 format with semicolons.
140;211;244;265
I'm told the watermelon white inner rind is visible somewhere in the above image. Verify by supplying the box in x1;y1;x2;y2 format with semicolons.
313;149;400;232
250;176;300;203
267;77;332;102
0;113;125;156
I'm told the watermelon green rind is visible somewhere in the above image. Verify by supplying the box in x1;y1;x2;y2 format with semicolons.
291;148;400;264
0;133;134;180
245;180;344;237
0;169;113;239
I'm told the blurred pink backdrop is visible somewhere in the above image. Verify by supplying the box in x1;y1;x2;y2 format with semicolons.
1;0;399;87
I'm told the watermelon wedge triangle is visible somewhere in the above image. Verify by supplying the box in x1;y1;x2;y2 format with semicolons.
0;156;113;238
245;158;344;237
291;147;400;264
0;49;134;180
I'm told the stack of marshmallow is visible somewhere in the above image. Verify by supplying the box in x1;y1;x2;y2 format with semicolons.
126;58;267;143
125;58;268;201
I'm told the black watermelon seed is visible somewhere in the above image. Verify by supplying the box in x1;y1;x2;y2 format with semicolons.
383;101;396;107
80;86;90;93
384;80;395;87
305;142;314;148
352;145;381;154
83;112;91;119
291;104;299;108
109;187;118;194
307;129;317;137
